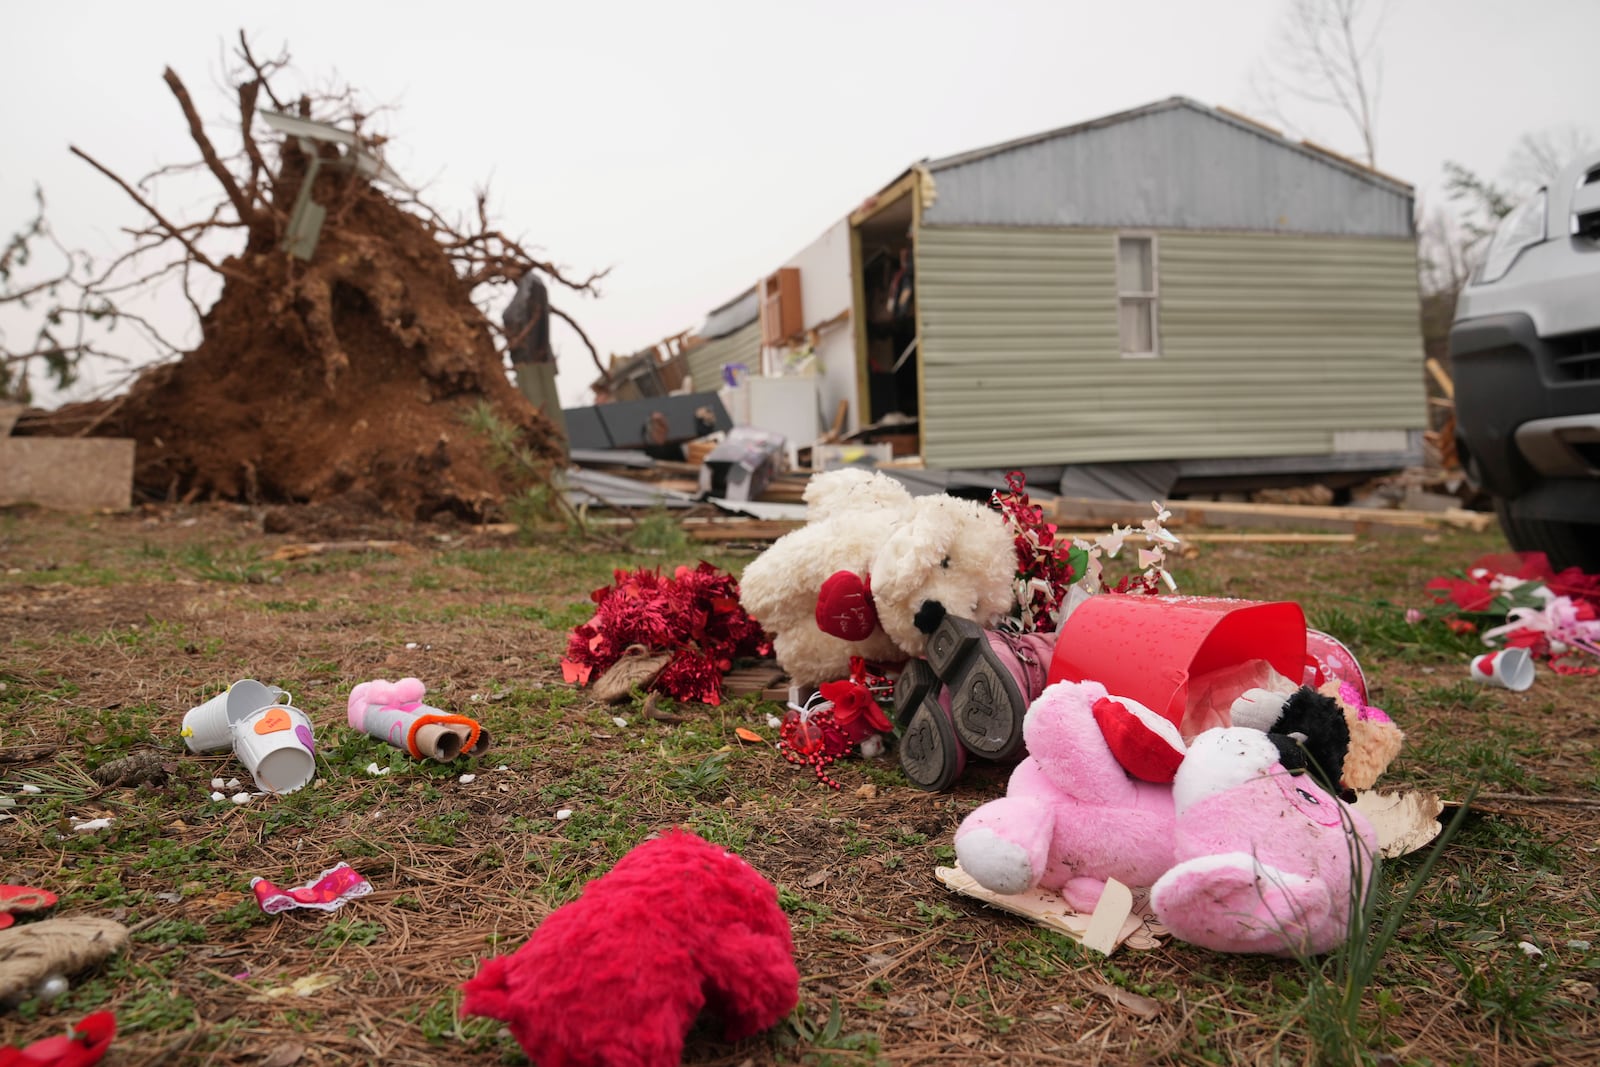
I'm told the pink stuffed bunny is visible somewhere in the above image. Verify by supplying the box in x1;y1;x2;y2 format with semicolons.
1150;727;1379;957
954;680;1379;957
952;679;1182;913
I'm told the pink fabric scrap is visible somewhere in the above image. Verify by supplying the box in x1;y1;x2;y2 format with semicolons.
251;862;373;915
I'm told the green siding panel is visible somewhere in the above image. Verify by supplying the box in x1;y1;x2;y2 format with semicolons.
685;319;760;395
916;227;1427;468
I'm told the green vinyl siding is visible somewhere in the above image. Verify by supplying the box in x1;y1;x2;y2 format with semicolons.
916;226;1426;468
685;319;760;395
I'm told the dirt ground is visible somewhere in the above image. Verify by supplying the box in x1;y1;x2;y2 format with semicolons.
1;503;1597;1066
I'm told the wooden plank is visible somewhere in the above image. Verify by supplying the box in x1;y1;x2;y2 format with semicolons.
831;399;849;437
1053;496;1462;536
1059;531;1358;545
684;520;803;542
1425;357;1455;400
1440;507;1495;533
267;540;409;562
1061;496;1435;526
0;438;134;511
722;663;789;698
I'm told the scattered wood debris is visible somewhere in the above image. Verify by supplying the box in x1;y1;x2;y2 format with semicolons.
267;540;410;562
1055;496;1493;536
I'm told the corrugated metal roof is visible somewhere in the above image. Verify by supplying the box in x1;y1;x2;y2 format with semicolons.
920;97;1414;237
928;97;1410;192
699;287;760;339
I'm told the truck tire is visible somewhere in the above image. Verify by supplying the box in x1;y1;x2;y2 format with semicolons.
1493;498;1600;572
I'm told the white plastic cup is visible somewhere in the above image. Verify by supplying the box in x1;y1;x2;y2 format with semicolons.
231;705;316;794
1469;647;1535;692
182;680;290;753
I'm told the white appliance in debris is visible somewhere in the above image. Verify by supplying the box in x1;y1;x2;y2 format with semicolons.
745;375;822;469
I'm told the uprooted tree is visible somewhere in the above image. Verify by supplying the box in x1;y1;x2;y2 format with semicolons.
15;33;605;519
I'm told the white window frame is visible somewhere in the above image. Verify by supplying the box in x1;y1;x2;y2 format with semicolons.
1116;232;1161;360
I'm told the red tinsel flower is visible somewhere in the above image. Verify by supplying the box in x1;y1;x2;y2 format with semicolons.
561;563;771;705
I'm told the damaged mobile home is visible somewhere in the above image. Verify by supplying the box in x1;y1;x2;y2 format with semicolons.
598;96;1428;497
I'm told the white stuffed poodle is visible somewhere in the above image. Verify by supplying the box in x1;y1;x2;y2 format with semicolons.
738;470;1016;687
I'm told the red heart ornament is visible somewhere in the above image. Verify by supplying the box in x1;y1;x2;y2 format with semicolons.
815;571;878;642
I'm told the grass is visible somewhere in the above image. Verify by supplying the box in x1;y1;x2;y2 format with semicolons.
1291;793;1475;1065
1;507;1597;1065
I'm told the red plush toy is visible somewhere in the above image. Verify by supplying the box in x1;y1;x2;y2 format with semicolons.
460;830;799;1067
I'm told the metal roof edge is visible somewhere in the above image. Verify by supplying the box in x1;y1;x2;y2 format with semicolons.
925;96;1414;196
926;97;1191;172
706;285;758;316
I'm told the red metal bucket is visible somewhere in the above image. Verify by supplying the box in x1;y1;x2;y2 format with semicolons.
1047;595;1308;733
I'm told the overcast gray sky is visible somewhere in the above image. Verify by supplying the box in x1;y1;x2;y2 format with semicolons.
3;0;1596;406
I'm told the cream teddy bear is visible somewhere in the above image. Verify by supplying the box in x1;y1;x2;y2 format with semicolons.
738;470;1016;688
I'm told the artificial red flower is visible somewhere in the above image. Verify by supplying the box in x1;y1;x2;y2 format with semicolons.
1424;575;1498;614
818;679;892;737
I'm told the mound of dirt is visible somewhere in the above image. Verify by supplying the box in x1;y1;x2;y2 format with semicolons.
33;145;561;521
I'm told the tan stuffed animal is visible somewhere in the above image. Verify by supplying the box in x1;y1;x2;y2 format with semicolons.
739;470;1017;687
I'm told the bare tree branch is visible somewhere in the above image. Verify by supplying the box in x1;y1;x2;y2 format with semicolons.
550;304;607;378
1253;0;1387;166
238;78;272;202
235;31;287;111
69;145;252;285
162;66;259;225
0;271;73;306
1506;125;1599;188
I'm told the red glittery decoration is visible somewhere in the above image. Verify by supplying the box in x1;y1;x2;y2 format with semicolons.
777;657;896;790
561;563;771;705
992;471;1083;633
778;702;853;789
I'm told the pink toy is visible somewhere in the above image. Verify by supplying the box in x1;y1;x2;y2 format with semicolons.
954;679;1378;956
1151;727;1379;956
347;677;490;762
953;679;1182;913
461;830;799;1067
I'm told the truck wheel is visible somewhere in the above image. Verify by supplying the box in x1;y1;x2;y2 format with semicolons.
1493;498;1600;572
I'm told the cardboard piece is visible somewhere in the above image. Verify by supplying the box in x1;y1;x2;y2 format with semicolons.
1352;789;1446;858
1081;877;1136;956
699;427;785;502
936;864;1165;954
0;437;134;511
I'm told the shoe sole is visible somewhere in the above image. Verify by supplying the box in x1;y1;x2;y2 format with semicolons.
897;691;964;792
931;616;1026;761
893;659;938;725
